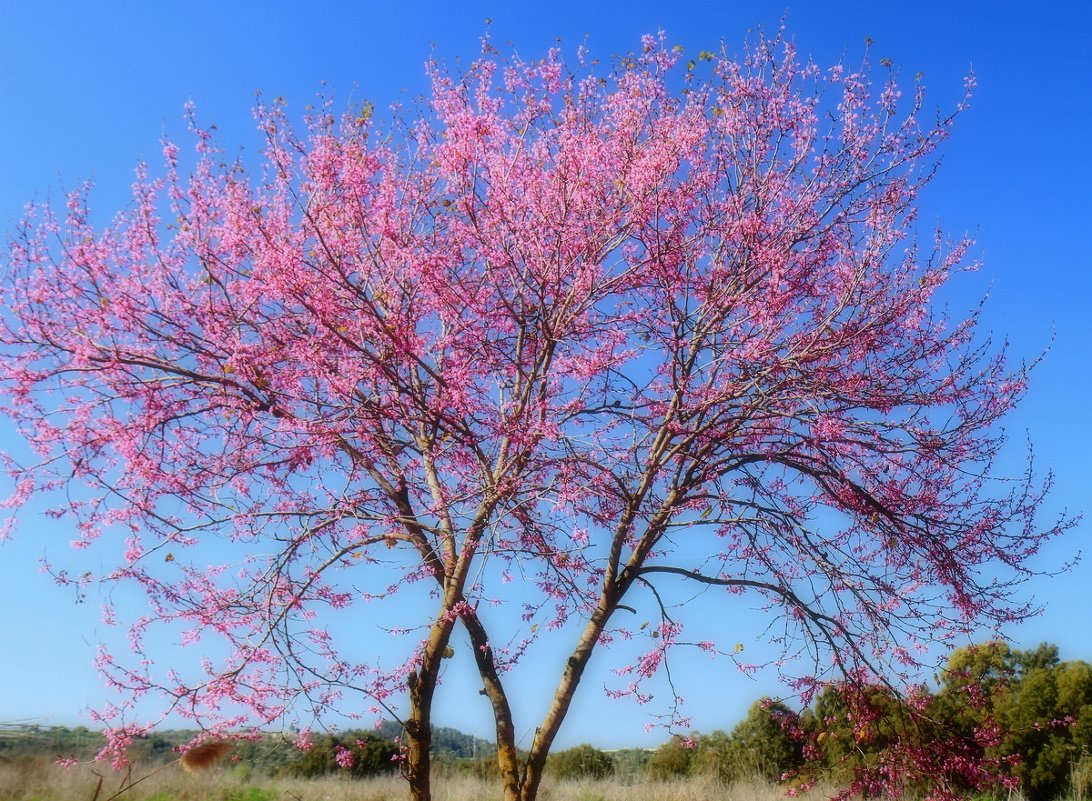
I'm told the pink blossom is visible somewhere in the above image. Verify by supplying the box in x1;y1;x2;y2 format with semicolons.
334;745;354;770
0;30;1070;801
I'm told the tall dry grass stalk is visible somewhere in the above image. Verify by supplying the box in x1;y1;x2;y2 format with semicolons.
1072;751;1092;801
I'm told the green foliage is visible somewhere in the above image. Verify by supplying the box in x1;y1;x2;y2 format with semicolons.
804;684;911;787
442;754;503;780
991;648;1092;801
607;748;651;780
646;736;694;780
722;700;803;782
798;642;1092;801
690;730;734;781
127;732;182;764
222;789;278;801
0;724;104;762
281;730;398;779
375;720;494;760
645;703;803;785
943;641;1017;687
548;744;614;779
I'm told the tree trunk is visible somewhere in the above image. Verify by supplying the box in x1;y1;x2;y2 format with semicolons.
405;616;457;801
461;606;523;801
457;595;618;801
517;599;614;801
404;670;433;801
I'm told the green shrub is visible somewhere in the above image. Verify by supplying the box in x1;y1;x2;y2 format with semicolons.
281;730;398;779
222;788;278;801
445;755;501;780
723;700;803;782
646;737;694;780
549;744;614;779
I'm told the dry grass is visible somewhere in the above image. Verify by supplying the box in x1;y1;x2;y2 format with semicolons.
533;775;837;801
0;757;840;801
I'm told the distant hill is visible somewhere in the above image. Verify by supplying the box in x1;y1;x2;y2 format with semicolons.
375;720;496;759
0;721;495;765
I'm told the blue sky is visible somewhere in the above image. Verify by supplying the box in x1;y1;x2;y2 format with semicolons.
0;1;1090;748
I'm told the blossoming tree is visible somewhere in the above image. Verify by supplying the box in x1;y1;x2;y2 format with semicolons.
0;32;1070;801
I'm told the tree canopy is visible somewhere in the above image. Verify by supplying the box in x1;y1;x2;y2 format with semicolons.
0;31;1072;801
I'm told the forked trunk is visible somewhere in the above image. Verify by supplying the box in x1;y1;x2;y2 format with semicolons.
460;598;618;801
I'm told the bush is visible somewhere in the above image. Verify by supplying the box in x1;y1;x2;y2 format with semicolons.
549;744;613;779
222;789;278;801
646;737;694;780
444;755;502;780
725;700;803;782
691;730;735;782
282;731;398;778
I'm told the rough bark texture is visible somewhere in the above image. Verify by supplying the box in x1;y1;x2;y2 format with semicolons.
405;619;455;801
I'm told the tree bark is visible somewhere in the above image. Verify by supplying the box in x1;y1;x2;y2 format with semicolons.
516;597;615;801
405;616;457;801
461;607;523;801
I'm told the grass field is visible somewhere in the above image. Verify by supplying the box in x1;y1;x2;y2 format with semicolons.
0;757;840;801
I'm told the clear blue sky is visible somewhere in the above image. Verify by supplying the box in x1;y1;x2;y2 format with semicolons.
1;1;1089;748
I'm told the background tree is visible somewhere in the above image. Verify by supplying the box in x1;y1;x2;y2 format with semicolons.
604;748;651;781
689;701;803;784
797;642;1092;800
690;729;734;782
724;700;803;783
0;30;1072;801
803;683;969;799
948;643;1092;801
803;684;904;789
